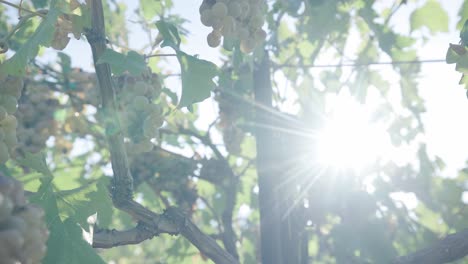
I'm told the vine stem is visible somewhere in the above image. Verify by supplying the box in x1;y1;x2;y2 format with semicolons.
274;59;446;69
145;53;177;59
0;0;46;18
1;13;38;44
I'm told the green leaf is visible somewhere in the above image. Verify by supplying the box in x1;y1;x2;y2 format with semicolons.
459;74;468;85
0;0;59;75
177;51;218;108
97;49;146;75
162;87;178;104
456;55;468;74
155;20;181;50
410;0;448;33
15;151;53;178
458;3;468;29
140;0;163;20
55;177;113;229
446;46;461;64
70;4;91;39
460;19;468;45
31;179;105;264
43;217;106;264
32;0;49;8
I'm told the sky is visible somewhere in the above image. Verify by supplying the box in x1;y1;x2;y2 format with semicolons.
4;0;468;177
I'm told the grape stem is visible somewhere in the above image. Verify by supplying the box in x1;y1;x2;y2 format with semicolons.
0;0;46;18
0;0;47;47
145;53;177;59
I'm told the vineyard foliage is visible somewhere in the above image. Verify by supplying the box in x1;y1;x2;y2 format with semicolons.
0;0;467;263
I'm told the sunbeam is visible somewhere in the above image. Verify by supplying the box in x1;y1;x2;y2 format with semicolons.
315;91;391;172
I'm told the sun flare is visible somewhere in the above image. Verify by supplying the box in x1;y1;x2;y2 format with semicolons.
315;93;390;172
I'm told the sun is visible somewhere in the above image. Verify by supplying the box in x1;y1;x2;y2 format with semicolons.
315;92;390;172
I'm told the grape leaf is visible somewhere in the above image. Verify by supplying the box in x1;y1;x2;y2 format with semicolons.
70;4;91;39
155;20;181;50
460;19;468;46
30;179;106;264
177;51;218;108
97;49;146;75
140;0;164;20
456;55;468;74
43;217;106;264
55;177;113;229
15;151;53;178
410;0;448;33
0;0;59;75
446;46;461;64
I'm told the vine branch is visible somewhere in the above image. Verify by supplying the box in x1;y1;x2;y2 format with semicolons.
85;1;237;263
393;229;468;264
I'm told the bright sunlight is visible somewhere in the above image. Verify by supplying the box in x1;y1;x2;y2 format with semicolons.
315;91;391;172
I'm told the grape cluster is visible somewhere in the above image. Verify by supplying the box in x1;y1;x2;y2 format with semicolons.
0;174;49;264
16;84;61;154
114;70;164;154
129;148;198;214
0;76;24;164
199;0;267;53
215;91;246;155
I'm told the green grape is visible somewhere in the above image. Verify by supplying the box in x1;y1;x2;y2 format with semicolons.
239;1;250;19
0;95;17;114
0;194;13;224
147;103;163;116
199;0;210;14
18;207;43;227
133;81;148;96
207;31;222;47
238;27;250;40
0;141;9;164
143;116;163;138
143;125;159;138
0;107;6;122
131;95;150;110
0;229;24;250
1;216;27;234
4;131;17;149
23;240;46;263
221;16;236;37
0;175;49;264
212;17;224;30
211;2;228;17
240;37;256;53
145;114;164;128
200;9;214;27
249;12;264;29
1;76;23;99
150;74;162;90
254;29;267;44
0;115;17;131
228;2;242;18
